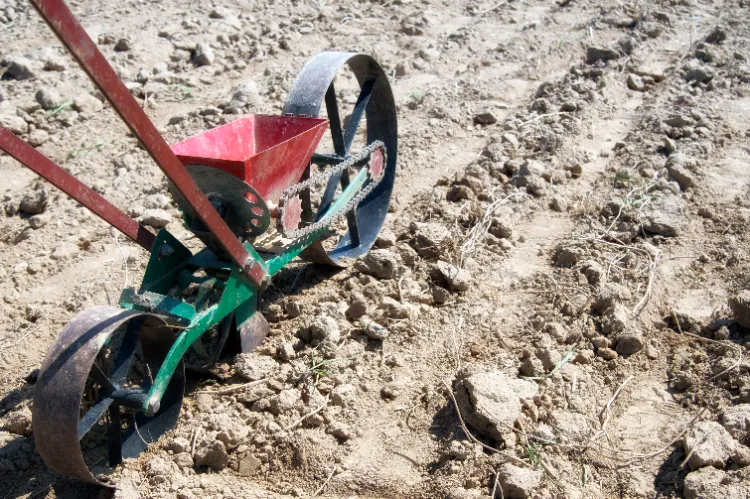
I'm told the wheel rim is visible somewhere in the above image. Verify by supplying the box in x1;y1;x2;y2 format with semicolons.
33;306;185;487
283;52;398;266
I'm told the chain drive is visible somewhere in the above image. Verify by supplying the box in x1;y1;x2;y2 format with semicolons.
277;141;386;242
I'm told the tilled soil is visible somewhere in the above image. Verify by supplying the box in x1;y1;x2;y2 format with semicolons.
2;0;750;497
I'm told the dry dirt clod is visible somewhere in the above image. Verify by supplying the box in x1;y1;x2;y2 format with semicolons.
0;405;32;436
360;316;389;340
721;404;750;441
72;93;103;114
194;440;230;469
193;42;215;66
408;221;452;259
234;353;278;381
354;249;403;279
498;463;543;498
309;315;341;343
683;421;750;470
435;260;472;292
665;154;697;190
586;45;620;64
140;208;172;228
454;371;538;443
682;466;750;499
19;186;48;215
593;283;632;313
728;291;750;328
614;330;645;356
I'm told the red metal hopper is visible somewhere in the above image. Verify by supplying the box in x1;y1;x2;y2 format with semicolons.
171;115;328;204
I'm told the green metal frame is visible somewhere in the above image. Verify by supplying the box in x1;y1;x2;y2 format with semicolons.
119;166;369;415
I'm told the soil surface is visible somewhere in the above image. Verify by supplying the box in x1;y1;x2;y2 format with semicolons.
2;0;750;498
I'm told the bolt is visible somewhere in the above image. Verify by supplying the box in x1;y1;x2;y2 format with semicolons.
158;243;174;257
145;397;161;416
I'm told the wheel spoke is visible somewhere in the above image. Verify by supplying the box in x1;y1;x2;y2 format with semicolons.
324;83;346;156
78;397;114;440
107;404;123;466
90;363;117;395
343;77;376;153
112;319;141;384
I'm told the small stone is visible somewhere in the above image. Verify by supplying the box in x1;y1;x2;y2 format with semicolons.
310;315;341;343
627;73;646;91
0;112;28;135
35;87;63;110
345;298;367;320
596;347;618;361
704;26;727;45
4;55;36;80
665;154;696;190
473;112;497;125
141;209;172;228
360;316;389;340
574;350;594;365
586;46;620;64
498;463;543;498
354;250;403;280
615;330;644;356
72;93;103;114
435;260;472;292
28;129;49;147
114;38;131;52
455;371;538;441
19;186;48;215
683;421;750;470
228;79;262;108
545;322;568;342
194;43;215;66
721;404;750;441
432;286;450;304
285;300;302;318
684;65;715;83
237;454;261;476
642;195;682;237
194;440;229;469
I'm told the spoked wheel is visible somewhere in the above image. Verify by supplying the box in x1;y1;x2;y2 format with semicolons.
283;52;398;266
33;306;185;487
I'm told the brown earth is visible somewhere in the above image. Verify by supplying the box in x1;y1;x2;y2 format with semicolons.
2;0;750;498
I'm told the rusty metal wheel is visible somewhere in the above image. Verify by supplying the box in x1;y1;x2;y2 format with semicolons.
283;52;398;266
33;306;184;486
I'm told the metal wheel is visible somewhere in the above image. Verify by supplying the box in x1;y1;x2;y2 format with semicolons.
283;52;398;266
33;306;185;487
